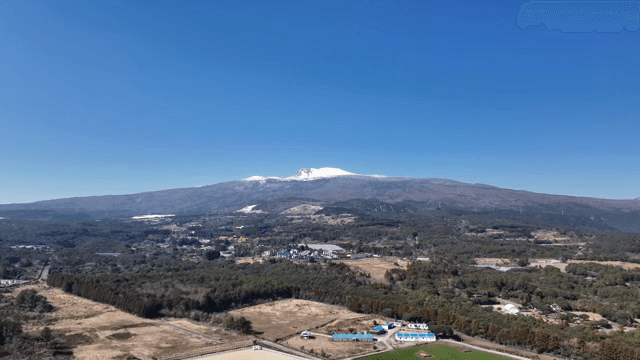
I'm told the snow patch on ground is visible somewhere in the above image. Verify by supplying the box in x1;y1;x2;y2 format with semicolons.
131;214;175;220
236;205;265;214
282;204;324;215
244;167;384;182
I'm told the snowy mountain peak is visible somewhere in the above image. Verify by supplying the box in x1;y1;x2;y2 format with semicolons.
287;167;356;180
243;167;382;182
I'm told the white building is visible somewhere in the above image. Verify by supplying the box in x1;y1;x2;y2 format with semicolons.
504;304;520;315
307;244;345;253
407;323;429;330
395;332;436;342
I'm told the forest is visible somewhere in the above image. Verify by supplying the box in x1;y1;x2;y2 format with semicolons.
1;210;639;359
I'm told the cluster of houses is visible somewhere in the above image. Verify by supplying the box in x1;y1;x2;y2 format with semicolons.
261;248;338;260
261;244;348;261
0;279;29;287
9;245;48;250
300;321;436;344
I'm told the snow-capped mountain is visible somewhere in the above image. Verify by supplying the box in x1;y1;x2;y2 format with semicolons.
244;167;381;182
2;168;640;232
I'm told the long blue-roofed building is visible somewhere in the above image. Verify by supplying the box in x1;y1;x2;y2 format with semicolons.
395;332;436;342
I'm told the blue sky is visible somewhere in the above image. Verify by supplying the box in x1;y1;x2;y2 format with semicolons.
1;0;638;203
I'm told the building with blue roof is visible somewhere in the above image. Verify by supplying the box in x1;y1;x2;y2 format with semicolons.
382;322;395;330
332;333;374;342
395;332;436;342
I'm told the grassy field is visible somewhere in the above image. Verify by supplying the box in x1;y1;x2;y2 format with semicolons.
359;344;508;360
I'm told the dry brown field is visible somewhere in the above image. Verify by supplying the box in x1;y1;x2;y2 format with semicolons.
11;284;246;360
229;299;363;341
197;348;303;360
475;258;513;265
235;257;262;264
319;316;390;335
229;299;389;359
527;259;640;273
285;335;375;360
336;257;408;282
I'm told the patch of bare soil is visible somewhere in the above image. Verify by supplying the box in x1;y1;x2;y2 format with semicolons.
528;259;568;272
235;257;262;264
336;257;408;282
569;260;640;271
415;350;434;358
320;316;390;335
19;284;243;360
229;299;362;341
475;258;513;265
528;259;640;273
286;315;390;359
285;335;376;360
197;348;303;360
106;330;135;341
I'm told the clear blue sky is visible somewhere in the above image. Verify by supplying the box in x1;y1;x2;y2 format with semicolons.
1;0;638;203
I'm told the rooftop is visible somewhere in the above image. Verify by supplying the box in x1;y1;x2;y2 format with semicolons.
332;334;374;340
307;244;345;252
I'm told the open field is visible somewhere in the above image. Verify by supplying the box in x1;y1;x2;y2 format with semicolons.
229;299;364;341
478;258;640;273
283;315;390;359
358;344;508;360
196;348;304;360
569;260;640;270
285;336;376;360
336;257;408;282
12;284;246;360
235;257;262;264
318;315;391;336
230;299;387;359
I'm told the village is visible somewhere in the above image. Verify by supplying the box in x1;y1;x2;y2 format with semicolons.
299;320;436;344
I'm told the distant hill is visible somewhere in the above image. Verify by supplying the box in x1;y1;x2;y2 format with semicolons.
1;168;640;232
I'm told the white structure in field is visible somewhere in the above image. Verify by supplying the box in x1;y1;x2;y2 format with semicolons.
307;244;345;252
0;279;28;286
504;304;520;315
407;323;429;330
395;332;436;342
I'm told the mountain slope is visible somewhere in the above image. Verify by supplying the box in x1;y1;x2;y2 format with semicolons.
1;169;639;232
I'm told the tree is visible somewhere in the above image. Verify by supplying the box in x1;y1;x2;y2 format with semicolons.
204;250;220;261
40;327;53;345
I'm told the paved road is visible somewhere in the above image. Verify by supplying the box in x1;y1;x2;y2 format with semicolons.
39;264;50;281
259;339;324;360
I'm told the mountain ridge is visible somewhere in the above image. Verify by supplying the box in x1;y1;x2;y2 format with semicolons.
1;170;639;232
